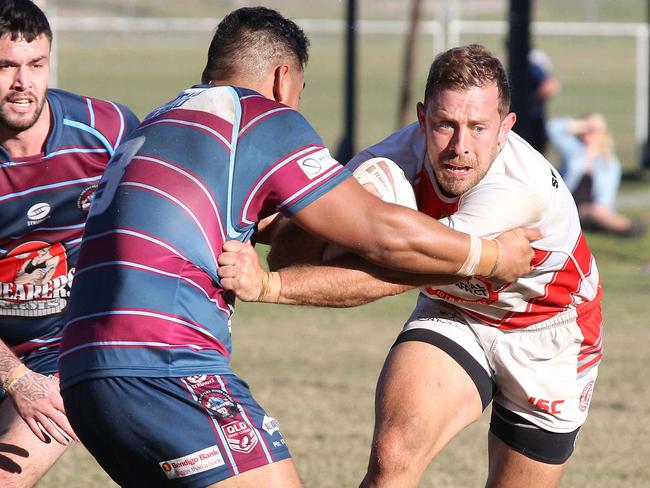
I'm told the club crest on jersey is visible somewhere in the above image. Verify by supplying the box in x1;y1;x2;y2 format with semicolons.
26;202;51;226
579;380;595;412
422;277;499;305
198;388;239;418
223;420;259;454
296;148;338;180
77;184;98;214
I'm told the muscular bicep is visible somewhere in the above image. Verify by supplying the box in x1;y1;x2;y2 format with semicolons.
289;177;469;276
267;219;328;270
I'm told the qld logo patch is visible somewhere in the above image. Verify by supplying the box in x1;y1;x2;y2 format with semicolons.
223;420;259;454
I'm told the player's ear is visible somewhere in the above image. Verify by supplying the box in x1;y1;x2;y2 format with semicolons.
416;102;426;132
498;112;517;145
272;64;291;104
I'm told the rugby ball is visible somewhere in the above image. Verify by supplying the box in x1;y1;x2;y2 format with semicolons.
322;157;417;261
352;157;418;210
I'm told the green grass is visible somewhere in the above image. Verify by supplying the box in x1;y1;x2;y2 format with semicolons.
42;229;650;487
34;1;650;486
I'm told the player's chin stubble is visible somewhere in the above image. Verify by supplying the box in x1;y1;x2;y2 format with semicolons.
0;98;45;133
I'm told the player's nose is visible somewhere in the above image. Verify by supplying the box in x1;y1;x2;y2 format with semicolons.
451;128;469;154
11;67;31;91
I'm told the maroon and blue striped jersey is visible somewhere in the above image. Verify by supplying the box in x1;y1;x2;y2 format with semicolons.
59;85;350;387
0;88;139;373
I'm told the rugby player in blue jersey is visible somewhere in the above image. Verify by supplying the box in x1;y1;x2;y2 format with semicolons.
0;1;139;485
59;7;537;487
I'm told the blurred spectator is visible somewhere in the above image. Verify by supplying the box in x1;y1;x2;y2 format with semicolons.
528;48;561;154
547;114;647;238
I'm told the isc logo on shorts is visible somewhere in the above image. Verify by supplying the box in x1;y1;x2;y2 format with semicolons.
159;445;225;479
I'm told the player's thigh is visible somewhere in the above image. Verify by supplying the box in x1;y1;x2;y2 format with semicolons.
374;339;484;457
63;374;292;487
486;432;566;488
0;395;67;486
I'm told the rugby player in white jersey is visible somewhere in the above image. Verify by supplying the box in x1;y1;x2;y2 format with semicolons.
218;44;602;488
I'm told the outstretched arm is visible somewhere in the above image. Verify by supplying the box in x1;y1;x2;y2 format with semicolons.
290;178;537;282
218;240;459;307
0;341;78;445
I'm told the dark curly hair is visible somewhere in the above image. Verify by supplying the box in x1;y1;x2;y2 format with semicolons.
202;6;309;84
0;0;52;43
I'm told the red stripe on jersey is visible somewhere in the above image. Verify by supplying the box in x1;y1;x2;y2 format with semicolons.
121;158;225;255
276;164;346;211
1;227;83;252
415;169;459;219
239;95;292;135
578;295;603;351
0;152;106;199
531;249;552;269
77;229;187;272
12;338;61;358
141;108;234;151
77;230;231;314
526;234;594;314
61;311;230;358
88;98;129;147
241;145;340;221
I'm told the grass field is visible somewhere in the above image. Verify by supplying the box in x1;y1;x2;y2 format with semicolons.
41;230;650;487
35;1;650;486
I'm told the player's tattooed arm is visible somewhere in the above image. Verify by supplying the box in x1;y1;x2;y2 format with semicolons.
0;340;78;445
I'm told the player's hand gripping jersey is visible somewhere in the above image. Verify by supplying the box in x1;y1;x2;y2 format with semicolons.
59;86;349;387
0;89;138;373
349;123;602;330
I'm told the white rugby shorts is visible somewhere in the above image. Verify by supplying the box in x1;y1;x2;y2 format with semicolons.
400;295;602;433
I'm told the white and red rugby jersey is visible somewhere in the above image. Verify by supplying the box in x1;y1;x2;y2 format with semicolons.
349;123;601;329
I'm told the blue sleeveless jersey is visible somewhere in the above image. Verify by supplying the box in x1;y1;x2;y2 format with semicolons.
0;89;139;372
59;86;350;388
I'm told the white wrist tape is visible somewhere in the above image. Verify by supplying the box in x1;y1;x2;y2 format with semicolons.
457;235;482;277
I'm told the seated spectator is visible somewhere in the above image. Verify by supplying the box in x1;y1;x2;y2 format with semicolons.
547;114;647;238
528;49;561;154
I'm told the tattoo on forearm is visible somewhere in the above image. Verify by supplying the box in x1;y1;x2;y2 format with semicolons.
0;345;22;377
12;374;49;402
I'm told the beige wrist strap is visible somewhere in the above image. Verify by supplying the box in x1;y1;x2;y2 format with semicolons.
3;363;30;392
256;271;282;303
477;239;501;278
457;235;482;277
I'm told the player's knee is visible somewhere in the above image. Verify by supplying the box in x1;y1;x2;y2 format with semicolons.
371;418;433;477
